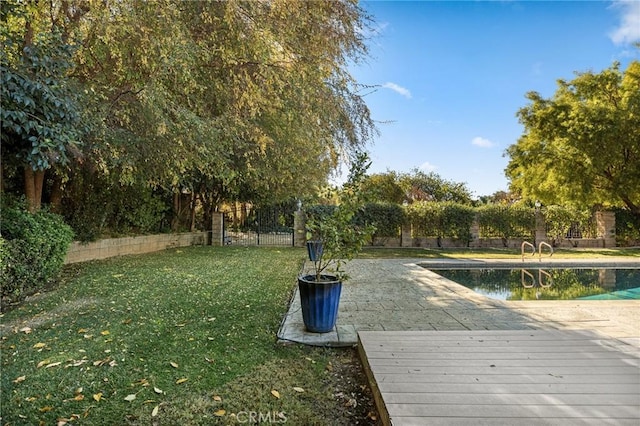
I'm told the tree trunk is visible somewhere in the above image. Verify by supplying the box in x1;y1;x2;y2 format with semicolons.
171;192;180;231
50;173;63;213
189;192;197;232
24;167;45;213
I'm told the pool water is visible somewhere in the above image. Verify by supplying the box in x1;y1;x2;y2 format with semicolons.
427;268;640;301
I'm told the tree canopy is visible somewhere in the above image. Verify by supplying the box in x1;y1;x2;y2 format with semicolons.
360;169;474;205
1;0;376;224
505;60;640;216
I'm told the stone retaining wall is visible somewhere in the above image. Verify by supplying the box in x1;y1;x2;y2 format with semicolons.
64;232;208;264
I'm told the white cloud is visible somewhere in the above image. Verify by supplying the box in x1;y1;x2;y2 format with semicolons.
471;136;496;148
419;161;437;172
382;82;412;99
609;1;640;45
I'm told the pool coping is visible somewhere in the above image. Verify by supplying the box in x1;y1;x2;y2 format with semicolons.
417;257;640;269
277;257;640;347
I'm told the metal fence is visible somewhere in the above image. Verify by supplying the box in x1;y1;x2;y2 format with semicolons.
222;204;295;246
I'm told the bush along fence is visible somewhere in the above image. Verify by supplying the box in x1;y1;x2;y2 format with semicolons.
296;202;618;249
1;206;74;308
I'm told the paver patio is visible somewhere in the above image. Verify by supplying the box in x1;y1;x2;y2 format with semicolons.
277;258;640;425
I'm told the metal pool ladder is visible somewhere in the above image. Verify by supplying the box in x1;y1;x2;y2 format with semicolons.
521;241;554;262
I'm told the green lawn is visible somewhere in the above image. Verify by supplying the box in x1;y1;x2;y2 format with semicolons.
3;245;636;425
1;247;376;425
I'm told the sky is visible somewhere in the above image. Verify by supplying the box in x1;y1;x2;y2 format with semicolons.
349;0;640;198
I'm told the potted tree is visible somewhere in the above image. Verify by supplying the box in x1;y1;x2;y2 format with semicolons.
298;153;376;333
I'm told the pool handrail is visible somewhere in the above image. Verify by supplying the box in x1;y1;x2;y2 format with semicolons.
521;241;536;261
538;241;553;262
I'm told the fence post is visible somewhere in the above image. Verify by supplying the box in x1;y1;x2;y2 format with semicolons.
400;223;413;247
595;211;616;248
535;210;547;245
293;209;306;248
211;212;224;246
470;219;480;248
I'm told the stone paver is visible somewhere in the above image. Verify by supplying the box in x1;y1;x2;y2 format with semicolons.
277;258;640;347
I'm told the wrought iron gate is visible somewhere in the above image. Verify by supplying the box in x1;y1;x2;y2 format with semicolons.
222;204;295;246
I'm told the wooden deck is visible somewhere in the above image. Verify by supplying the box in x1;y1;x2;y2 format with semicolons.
358;330;640;426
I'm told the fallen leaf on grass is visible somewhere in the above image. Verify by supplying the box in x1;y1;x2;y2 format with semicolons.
170;362;179;368
153;387;163;394
93;357;113;367
39;406;54;412
13;375;26;384
175;378;188;385
212;395;222;402
45;362;62;369
93;393;103;402
33;342;47;349
270;390;280;399
124;394;136;402
25;396;37;402
66;359;89;368
20;327;32;334
77;328;89;333
293;387;305;393
100;330;110;336
151;405;159;417
213;409;226;417
345;398;357;408
63;394;84;402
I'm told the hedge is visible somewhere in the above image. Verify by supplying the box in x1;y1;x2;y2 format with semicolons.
407;201;475;243
306;203;406;242
1;206;74;307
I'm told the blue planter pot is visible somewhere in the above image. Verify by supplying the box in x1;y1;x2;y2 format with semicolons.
306;240;323;261
298;274;342;333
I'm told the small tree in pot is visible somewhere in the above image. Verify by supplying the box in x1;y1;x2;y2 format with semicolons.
299;153;376;333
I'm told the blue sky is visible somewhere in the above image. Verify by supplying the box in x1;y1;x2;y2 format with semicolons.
350;0;640;197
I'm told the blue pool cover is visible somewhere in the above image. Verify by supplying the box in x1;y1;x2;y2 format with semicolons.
579;287;640;300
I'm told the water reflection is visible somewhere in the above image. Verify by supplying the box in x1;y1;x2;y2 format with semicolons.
430;268;640;301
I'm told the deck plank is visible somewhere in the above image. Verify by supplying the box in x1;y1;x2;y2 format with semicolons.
358;330;640;426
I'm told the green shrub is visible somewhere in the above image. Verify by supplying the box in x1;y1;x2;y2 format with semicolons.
406;201;441;237
356;203;406;239
440;202;475;243
407;201;474;244
62;170;170;241
543;205;593;245
0;206;74;306
614;208;640;247
477;204;535;245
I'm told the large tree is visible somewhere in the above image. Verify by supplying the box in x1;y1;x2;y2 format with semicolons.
401;169;474;204
1;0;376;228
0;2;84;212
505;60;640;216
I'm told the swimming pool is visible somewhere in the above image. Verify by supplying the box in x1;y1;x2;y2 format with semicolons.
425;268;640;301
